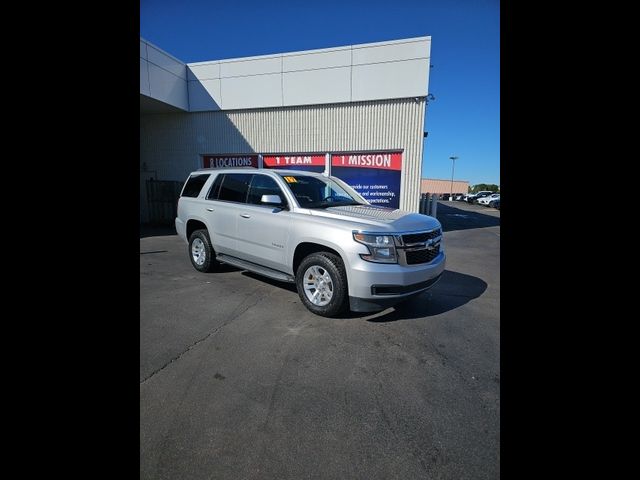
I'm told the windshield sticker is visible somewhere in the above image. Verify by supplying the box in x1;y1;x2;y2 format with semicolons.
283;176;298;183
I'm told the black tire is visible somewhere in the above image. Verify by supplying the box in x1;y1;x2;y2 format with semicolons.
188;229;218;273
296;252;349;317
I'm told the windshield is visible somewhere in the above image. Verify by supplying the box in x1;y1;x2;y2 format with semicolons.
278;174;366;208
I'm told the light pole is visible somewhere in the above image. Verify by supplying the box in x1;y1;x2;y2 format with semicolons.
449;155;458;200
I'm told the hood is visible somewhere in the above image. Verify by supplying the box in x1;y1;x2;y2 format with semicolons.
308;205;440;232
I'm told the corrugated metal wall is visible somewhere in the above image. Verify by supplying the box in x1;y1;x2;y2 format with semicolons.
140;98;426;212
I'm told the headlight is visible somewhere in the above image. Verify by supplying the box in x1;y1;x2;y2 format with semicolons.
353;233;397;263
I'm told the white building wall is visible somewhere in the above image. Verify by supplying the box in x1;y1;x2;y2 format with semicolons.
140;98;426;211
186;37;431;112
140;38;189;111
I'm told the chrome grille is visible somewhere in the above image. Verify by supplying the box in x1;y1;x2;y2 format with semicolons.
405;245;440;265
402;229;441;244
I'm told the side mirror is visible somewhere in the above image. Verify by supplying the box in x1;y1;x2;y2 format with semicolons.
261;194;283;205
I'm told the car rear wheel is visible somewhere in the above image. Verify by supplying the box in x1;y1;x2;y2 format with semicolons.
296;252;348;317
188;229;219;272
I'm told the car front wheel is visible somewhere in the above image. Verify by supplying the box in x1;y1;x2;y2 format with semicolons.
296;252;348;317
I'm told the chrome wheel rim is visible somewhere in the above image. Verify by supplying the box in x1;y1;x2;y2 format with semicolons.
191;238;206;265
303;265;334;306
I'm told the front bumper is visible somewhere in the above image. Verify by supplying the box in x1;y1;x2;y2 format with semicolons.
349;272;443;312
346;251;446;312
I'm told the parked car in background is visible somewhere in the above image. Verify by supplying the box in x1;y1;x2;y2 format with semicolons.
466;190;493;203
472;191;495;204
489;198;500;209
440;193;464;201
478;193;500;206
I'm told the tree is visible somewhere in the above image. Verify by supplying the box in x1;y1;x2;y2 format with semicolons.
471;184;499;193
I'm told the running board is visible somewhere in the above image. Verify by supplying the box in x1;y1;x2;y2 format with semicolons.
216;254;295;283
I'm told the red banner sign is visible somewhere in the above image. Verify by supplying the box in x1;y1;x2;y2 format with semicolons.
263;154;326;168
331;152;402;171
202;154;258;169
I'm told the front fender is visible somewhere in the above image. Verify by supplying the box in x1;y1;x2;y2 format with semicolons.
290;228;368;290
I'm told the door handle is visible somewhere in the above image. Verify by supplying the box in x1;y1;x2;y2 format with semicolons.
206;207;214;212
240;213;251;218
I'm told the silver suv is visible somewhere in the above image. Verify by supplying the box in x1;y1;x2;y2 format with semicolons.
175;168;445;317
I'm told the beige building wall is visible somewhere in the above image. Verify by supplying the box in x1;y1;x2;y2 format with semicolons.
421;178;470;194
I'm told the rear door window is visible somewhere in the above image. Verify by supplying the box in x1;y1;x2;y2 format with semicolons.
206;174;224;200
217;173;253;203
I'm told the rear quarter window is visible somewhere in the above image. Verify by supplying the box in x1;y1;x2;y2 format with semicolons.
181;174;211;198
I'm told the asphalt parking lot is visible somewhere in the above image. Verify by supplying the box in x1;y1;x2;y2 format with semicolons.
140;200;500;480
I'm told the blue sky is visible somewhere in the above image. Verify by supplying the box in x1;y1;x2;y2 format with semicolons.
141;0;500;187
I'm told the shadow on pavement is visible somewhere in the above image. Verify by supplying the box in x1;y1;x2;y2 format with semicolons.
240;269;486;322
365;270;487;322
436;202;500;232
214;263;243;273
241;271;298;293
140;224;177;238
